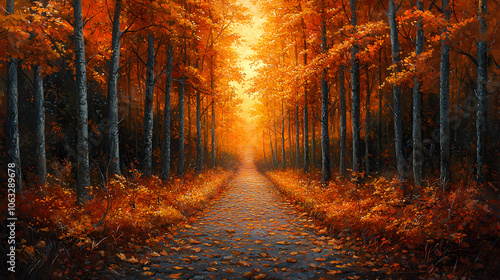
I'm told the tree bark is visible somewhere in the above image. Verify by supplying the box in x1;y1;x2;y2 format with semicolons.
303;28;309;173
162;44;173;180
351;0;361;178
311;109;315;167
196;90;203;172
274;109;278;169
178;80;186;176
476;0;488;182
211;99;216;168
281;99;286;170
6;0;23;191
288;110;293;167
365;67;371;176
107;0;122;177
295;101;300;168
142;34;155;177
389;0;406;183
378;49;383;170
74;0;90;203
439;0;451;185
339;64;347;176
34;66;46;186
413;0;424;187
320;19;331;182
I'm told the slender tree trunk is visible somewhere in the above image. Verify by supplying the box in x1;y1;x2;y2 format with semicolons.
321;72;331;182
311;109;315;167
74;0;90;203
288;110;293;167
476;0;488;182
319;15;330;181
6;0;22;190
378;50;383;170
196;90;203;172
162;44;173;180
389;0;406;184
107;0;122;177
303;39;309;173
351;0;361;178
270;129;275;168
274;109;278;168
294;43;301;169
281;99;286;170
178;80;186;176
365;68;371;176
340;64;347;176
413;0;424;187
186;96;190;161
34;66;46;186
211;99;216;168
142;34;155;177
439;0;451;185
263;131;266;164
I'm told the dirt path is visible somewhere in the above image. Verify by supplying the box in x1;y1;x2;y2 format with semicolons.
107;150;378;279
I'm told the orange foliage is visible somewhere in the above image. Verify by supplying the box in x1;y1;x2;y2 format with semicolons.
268;170;499;270
3;169;232;268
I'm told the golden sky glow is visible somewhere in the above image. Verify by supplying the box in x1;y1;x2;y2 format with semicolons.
233;0;264;122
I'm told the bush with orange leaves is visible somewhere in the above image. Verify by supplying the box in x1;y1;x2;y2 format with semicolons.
267;170;499;275
1;168;232;275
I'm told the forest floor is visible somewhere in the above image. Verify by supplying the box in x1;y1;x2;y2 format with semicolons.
95;150;391;280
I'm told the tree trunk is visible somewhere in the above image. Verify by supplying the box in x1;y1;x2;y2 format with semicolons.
311;109;315;167
274;109;278;169
351;0;361;178
211;99;216;168
107;0;122;177
413;0;424;187
389;0;406;183
7;0;23;191
378;49;383;170
321;72;331;182
365;67;371;176
296;102;300;168
340;64;347;176
196;90;203;172
439;0;451;185
74;0;90;203
281;99;286;170
162;44;173;180
288;110;293;167
187;94;192;161
178;80;186;176
476;0;488;182
34;66;46;186
270;129;275;168
142;34;155;177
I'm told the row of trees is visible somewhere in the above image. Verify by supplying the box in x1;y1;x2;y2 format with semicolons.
251;0;499;187
1;0;247;203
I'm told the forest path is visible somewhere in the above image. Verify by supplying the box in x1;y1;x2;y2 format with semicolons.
111;149;377;279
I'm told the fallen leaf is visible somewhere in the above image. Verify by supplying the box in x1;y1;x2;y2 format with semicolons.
168;273;182;279
236;260;251;267
206;267;218;272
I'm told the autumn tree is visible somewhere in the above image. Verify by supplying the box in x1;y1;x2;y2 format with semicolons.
5;0;23;190
73;0;91;203
107;0;123;177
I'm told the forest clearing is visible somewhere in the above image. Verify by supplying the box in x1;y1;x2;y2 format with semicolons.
1;0;499;279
